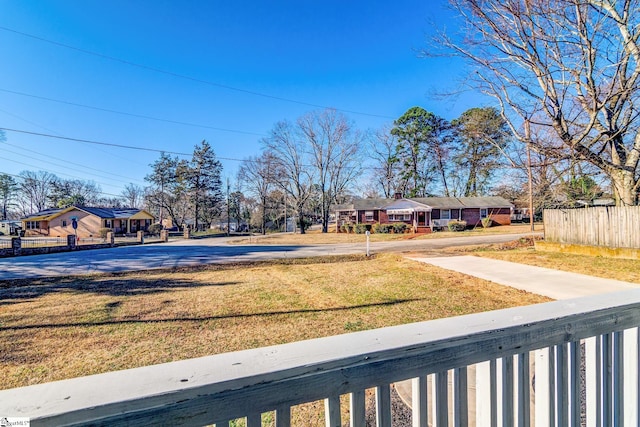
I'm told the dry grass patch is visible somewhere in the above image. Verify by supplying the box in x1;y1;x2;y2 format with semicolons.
231;224;539;245
472;248;640;284
0;253;549;393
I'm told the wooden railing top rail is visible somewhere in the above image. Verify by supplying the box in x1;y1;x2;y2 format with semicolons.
3;289;640;426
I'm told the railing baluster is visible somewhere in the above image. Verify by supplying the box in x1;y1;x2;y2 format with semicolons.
325;394;341;427
585;337;598;427
534;348;549;427
350;390;366;427
517;352;530;427
453;367;468;427
548;345;556;426
603;333;612;424
246;413;261;427
276;406;291;427
490;359;498;427
412;376;428;427
435;370;448;427
376;384;392;427
596;334;603;427
623;328;638;426
569;341;580;427
637;327;640;426
557;343;568;426
613;331;624;426
502;355;514;427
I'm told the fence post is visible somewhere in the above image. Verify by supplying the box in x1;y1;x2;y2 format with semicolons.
137;231;144;244
106;231;115;246
67;235;76;249
183;227;190;239
11;237;21;256
160;230;169;242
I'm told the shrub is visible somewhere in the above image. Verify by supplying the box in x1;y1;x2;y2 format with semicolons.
354;224;368;234
98;228;112;239
481;217;493;228
448;220;467;232
392;223;408;233
372;223;391;234
341;223;353;233
147;223;163;235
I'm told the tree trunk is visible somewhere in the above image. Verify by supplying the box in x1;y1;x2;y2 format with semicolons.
298;212;306;234
610;169;638;206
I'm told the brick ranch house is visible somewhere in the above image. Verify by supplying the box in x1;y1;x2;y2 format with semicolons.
22;206;155;238
335;195;513;233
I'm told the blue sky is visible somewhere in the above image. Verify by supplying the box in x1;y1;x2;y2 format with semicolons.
0;1;486;200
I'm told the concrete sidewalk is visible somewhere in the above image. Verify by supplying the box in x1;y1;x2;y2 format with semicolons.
408;254;638;300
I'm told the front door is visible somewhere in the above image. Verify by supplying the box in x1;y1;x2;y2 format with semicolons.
417;211;426;226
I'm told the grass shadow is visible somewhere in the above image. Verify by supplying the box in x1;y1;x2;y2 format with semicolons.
5;297;426;331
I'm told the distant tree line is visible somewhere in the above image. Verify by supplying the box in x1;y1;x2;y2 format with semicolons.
0;103;610;231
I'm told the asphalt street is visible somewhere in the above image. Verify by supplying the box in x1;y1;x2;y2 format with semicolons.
0;233;538;280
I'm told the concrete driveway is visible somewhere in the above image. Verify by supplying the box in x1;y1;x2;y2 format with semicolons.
0;233;537;280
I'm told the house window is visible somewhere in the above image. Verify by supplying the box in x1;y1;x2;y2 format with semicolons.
389;214;411;221
62;220;67;227
480;208;488;218
26;221;40;229
105;219;112;228
441;209;451;220
365;211;374;222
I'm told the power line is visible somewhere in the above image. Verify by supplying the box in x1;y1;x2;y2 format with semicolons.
0;105;151;168
0;127;384;174
1;141;146;185
1;127;192;156
0;25;395;120
0;127;250;163
0;88;268;137
0;158;127;198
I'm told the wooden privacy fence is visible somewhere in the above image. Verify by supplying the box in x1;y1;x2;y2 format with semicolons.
544;206;640;249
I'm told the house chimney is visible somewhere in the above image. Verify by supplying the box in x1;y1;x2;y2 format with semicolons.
394;192;403;200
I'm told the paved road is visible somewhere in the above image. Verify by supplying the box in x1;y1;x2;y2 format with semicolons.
0;233;537;280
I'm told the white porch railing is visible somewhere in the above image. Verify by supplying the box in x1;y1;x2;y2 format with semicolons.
2;290;640;426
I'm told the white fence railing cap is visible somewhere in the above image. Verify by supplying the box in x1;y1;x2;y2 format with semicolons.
3;289;640;424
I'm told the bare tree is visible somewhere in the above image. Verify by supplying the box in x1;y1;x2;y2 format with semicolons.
262;120;314;234
237;152;278;235
437;0;640;205
18;170;57;214
121;183;145;209
367;126;401;198
298;109;362;233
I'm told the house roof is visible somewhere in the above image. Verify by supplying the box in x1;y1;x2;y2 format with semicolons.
22;206;154;221
21;207;64;221
335;198;389;211
336;196;513;211
455;197;513;208
412;197;466;208
384;198;432;212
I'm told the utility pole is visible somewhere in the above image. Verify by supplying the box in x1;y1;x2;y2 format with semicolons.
226;178;230;237
283;192;287;233
524;120;535;232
